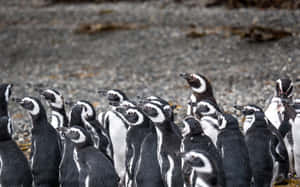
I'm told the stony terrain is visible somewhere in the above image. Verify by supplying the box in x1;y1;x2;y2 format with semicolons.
0;0;299;144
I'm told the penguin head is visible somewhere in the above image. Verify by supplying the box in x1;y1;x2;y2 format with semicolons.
41;89;64;109
234;104;263;116
0;83;13;103
99;89;128;107
275;77;293;99
69;104;84;127
179;116;203;137
195;99;221;119
180;73;212;94
76;100;96;121
180;150;214;176
0;116;13;140
218;114;239;130
141;96;176;121
18;97;45;116
141;102;168;124
63;126;93;148
115;106;146;127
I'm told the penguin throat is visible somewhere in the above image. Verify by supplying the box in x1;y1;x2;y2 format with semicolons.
0;103;8;117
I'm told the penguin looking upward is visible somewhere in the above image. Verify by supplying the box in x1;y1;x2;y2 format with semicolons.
141;102;184;187
243;108;289;186
115;106;152;187
216;114;252;187
179;116;226;187
0;116;32;187
0;84;13;117
41;89;68;129
180;73;217;115
18;97;60;187
77;100;113;162
63;126;119;187
180;150;223;187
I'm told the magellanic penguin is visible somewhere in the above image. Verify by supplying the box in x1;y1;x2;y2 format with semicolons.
97;89;132;179
179;116;226;187
194;99;223;146
141;102;184;187
180;73;217;116
216;114;252;187
63;126;119;187
242;107;289;186
76;100;113;162
115;106;152;187
0;84;13;117
292;99;300;178
18;97;61;187
41;89;69;130
180;149;223;187
59;104;84;187
0;116;32;187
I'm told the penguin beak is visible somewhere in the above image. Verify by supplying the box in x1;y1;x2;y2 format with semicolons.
34;88;44;95
64;100;74;107
11;97;23;104
179;73;191;80
97;89;108;96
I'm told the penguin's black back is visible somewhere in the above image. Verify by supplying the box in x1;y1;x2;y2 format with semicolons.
31;122;61;187
77;146;119;187
135;131;164;187
0;140;32;187
59;138;79;187
217;115;252;187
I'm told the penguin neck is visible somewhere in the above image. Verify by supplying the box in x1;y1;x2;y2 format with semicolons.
192;91;217;104
30;108;49;130
0;100;8;117
51;107;69;127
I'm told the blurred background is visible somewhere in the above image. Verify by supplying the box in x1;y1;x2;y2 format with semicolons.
0;1;300;185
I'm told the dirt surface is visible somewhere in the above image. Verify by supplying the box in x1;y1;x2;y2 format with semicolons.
0;0;300;139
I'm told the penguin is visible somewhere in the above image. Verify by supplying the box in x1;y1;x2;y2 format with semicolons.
18;97;61;187
97;89;132;178
115;106;152;187
194;99;223;146
243;108;289;186
58;104;83;187
141;102;184;187
41;89;69;130
76;100;113;162
0;84;13;117
216;114;252;187
292;99;300;177
180;73;217;116
235;104;290;184
180;149;223;187
179;116;226;187
63;126;119;187
0;116;32;187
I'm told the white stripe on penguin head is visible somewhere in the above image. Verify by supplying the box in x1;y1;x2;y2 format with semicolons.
77;101;94;119
197;101;216;116
144;103;166;123
4;84;11;103
45;89;64;109
22;97;40;115
191;74;207;93
68;127;86;144
107;90;124;102
181;120;191;137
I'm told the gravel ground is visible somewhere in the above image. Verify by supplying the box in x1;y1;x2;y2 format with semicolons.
0;0;300;142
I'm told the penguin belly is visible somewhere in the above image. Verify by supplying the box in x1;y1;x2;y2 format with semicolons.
293;114;300;177
0;141;32;187
105;111;127;178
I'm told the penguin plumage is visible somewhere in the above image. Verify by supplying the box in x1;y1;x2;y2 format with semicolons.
244;109;289;186
179;116;226;187
18;97;60;187
216;114;252;187
115;105;153;187
180;149;223;187
180;73;217;116
0;116;32;187
141;102;184;187
0;84;13;117
76;100;113;162
64;126;119;187
292;99;300;177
